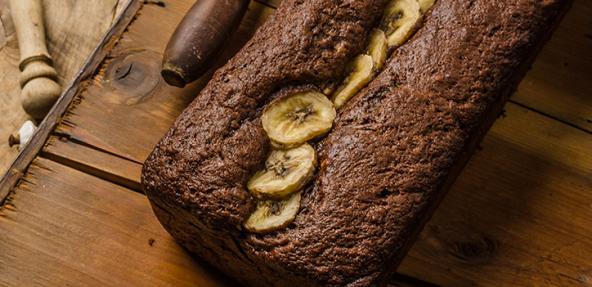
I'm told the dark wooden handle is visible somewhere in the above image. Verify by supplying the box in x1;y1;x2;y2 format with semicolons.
161;0;250;87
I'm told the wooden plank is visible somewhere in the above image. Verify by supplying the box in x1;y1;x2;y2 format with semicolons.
43;135;143;191
0;0;127;176
398;103;592;286
0;158;428;287
39;1;592;284
0;158;234;287
53;0;275;163
513;0;592;132
6;0;591;286
0;0;140;204
45;100;592;286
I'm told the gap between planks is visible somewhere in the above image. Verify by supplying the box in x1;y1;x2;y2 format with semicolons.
2;0;590;286
508;99;592;136
41;100;592;286
41;135;143;192
39;136;438;287
0;0;142;206
0;156;438;287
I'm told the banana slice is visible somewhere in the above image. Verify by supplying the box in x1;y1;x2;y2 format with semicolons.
262;91;336;146
333;54;374;109
382;0;421;48
321;81;338;96
417;0;435;13
244;192;301;233
247;144;316;199
367;29;388;71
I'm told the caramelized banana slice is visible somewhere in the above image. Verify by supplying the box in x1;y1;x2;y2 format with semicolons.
367;29;388;71
244;192;301;233
382;0;421;48
248;144;316;199
262;91;336;146
417;0;436;13
333;54;374;109
320;81;339;96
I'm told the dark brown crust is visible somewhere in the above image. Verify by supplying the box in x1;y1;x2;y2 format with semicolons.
142;0;572;286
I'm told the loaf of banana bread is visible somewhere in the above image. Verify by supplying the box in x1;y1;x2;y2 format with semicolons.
141;0;571;286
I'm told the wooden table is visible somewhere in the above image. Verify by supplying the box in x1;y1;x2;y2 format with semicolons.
1;0;591;286
0;0;126;177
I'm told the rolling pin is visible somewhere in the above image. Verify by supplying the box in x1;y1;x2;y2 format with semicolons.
161;0;250;88
10;0;61;120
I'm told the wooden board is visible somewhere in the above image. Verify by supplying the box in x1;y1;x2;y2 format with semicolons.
0;158;234;287
399;103;592;286
44;100;592;286
0;158;426;287
0;0;127;177
2;0;592;286
50;0;274;164
512;0;592;133
0;0;140;210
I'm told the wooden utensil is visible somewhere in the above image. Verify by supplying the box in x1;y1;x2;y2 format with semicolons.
161;0;250;87
10;0;61;120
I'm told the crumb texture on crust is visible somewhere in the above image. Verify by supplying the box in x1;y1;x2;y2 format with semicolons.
142;0;570;286
143;0;386;229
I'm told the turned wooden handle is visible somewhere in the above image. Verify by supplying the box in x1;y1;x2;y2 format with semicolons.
10;0;61;120
161;0;250;87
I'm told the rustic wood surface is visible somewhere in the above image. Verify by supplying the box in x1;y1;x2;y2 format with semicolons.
0;0;139;210
0;158;423;287
0;0;126;176
513;0;592;133
0;158;235;287
52;0;274;164
399;104;592;286
2;0;591;286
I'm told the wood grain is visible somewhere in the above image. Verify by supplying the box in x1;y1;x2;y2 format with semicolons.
0;0;140;206
399;103;592;286
512;0;592;132
43;135;142;191
2;0;591;286
53;0;274;163
0;158;234;287
0;0;127;175
45;101;592;286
